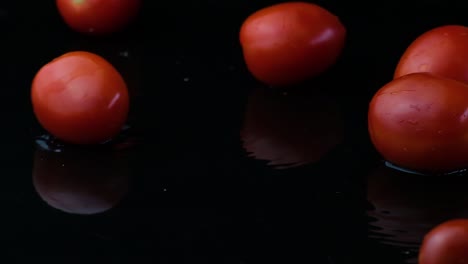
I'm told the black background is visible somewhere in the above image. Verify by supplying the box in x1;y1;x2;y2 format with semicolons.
0;1;467;263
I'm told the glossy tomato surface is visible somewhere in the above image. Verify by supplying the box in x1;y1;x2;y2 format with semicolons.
394;25;468;83
419;219;468;264
239;2;346;87
56;0;141;35
31;51;129;145
368;72;468;173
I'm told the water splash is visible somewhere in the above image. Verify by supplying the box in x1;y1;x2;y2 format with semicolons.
34;124;141;153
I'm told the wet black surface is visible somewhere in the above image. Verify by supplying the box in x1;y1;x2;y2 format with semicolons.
1;1;468;263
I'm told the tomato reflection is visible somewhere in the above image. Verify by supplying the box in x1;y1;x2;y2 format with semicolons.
367;162;468;262
241;87;344;168
32;147;130;215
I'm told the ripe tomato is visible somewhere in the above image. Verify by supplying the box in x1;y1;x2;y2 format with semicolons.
31;51;129;145
56;0;141;35
239;2;346;87
394;25;468;83
419;219;468;264
368;72;468;173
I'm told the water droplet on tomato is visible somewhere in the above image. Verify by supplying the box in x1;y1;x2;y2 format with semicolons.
406;119;418;125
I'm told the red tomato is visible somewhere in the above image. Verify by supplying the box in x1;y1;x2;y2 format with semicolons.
368;72;468;173
56;0;141;35
419;219;468;264
31;51;129;145
239;2;346;87
394;25;468;83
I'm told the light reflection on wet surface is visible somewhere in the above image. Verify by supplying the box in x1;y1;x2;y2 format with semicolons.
32;145;131;215
241;86;344;169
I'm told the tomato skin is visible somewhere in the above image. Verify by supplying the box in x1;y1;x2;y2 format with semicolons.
419;219;468;264
368;72;468;173
239;2;346;87
56;0;141;35
394;25;468;83
31;51;129;145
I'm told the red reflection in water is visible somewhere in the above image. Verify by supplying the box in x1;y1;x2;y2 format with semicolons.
241;87;344;168
32;148;130;215
367;162;468;263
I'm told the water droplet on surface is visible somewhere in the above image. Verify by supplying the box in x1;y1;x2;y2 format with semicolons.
34;125;140;153
384;161;426;176
409;104;421;111
406;119;418;125
119;51;129;57
35;135;64;153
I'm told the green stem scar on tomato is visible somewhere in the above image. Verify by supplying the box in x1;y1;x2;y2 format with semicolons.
368;72;468;173
31;51;130;145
